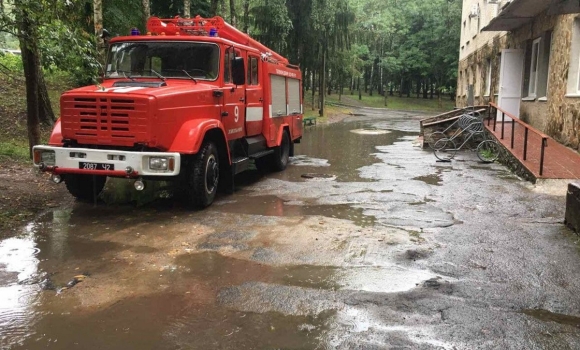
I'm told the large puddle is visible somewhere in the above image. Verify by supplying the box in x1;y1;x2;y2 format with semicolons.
0;112;458;349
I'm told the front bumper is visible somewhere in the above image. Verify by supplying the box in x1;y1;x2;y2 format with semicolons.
33;146;181;178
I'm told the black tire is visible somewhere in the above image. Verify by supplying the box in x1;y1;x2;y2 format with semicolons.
64;174;106;202
271;130;290;171
184;141;219;208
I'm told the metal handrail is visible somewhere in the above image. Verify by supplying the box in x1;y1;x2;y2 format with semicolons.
488;102;549;176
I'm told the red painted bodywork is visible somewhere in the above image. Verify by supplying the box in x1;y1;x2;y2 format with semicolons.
51;16;302;168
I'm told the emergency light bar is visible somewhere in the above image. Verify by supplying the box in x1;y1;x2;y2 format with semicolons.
145;15;289;65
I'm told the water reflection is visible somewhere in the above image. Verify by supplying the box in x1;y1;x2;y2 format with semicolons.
0;223;41;346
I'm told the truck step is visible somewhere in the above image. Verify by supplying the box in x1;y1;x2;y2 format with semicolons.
232;156;251;175
249;149;274;159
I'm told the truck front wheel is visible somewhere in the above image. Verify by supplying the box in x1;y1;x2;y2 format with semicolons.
184;141;219;208
64;174;106;202
271;130;290;171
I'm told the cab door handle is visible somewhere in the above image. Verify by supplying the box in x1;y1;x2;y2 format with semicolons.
239;97;245;102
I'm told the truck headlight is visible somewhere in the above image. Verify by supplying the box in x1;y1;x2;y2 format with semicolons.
149;157;168;171
37;150;55;166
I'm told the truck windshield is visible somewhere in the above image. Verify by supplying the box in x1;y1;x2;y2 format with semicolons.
105;41;219;81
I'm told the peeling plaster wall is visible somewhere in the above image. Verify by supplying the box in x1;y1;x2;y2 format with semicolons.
545;15;580;151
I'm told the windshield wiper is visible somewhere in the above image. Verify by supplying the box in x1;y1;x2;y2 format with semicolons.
151;69;166;82
121;71;136;82
182;70;198;84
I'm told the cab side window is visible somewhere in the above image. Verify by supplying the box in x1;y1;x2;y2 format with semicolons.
247;56;259;85
224;47;233;83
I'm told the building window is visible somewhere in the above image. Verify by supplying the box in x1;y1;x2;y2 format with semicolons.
464;69;468;95
524;32;551;99
475;63;481;96
485;58;492;96
528;37;541;97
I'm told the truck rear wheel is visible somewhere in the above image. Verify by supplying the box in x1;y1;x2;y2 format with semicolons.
271;130;290;171
184;141;219;208
64;174;106;202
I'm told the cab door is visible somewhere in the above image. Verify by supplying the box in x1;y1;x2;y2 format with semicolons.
221;47;246;140
245;55;263;136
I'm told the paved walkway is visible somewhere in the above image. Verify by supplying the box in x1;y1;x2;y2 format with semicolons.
486;121;580;180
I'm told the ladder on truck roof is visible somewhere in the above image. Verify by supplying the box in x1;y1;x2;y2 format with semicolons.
146;15;289;65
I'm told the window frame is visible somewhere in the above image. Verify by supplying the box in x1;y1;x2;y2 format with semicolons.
485;58;492;97
527;37;541;98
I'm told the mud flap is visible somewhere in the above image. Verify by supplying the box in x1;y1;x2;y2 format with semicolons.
219;163;235;195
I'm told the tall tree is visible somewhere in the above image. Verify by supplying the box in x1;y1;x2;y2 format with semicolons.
184;0;190;17
142;0;150;25
229;0;235;26
94;0;104;61
14;1;41;157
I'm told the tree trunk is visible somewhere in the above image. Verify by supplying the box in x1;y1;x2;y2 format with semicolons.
399;77;403;97
38;70;55;126
423;79;428;99
242;0;249;32
416;78;420;99
18;11;41;158
350;75;354;95
311;70;316;111
358;77;362;100
211;0;220;15
142;0;150;26
219;0;226;15
94;0;104;62
229;0;236;26
369;64;374;96
319;44;326;117
184;0;191;17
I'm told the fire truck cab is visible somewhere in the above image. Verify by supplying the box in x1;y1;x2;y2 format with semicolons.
32;16;303;208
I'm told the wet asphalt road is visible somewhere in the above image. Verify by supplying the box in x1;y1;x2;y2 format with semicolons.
1;108;580;349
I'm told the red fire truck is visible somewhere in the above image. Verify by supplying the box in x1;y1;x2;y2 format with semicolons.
32;16;303;208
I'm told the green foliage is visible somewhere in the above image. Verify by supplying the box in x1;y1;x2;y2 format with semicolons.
250;0;293;54
0;140;29;161
40;22;101;86
0;52;23;72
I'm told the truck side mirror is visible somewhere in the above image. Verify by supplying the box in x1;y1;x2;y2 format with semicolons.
231;57;245;86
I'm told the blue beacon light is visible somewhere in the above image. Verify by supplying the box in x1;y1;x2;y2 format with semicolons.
131;28;140;36
209;28;218;37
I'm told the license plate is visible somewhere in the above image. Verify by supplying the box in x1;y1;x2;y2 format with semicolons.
79;162;114;171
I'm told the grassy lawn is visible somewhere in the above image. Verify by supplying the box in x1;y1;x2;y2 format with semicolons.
0;71;72;162
325;92;455;113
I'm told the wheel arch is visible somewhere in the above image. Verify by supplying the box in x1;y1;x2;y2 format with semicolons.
169;119;230;159
202;128;231;167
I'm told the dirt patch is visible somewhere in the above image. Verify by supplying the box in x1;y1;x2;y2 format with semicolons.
0;160;71;235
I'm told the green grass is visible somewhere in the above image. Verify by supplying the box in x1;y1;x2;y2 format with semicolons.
325;92;455;113
0;139;29;161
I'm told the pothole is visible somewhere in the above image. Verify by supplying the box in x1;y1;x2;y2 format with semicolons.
301;173;337;181
350;128;391;135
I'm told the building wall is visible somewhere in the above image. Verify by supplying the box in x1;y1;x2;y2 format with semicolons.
545;15;580;150
457;4;580;152
459;0;506;61
457;0;506;106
